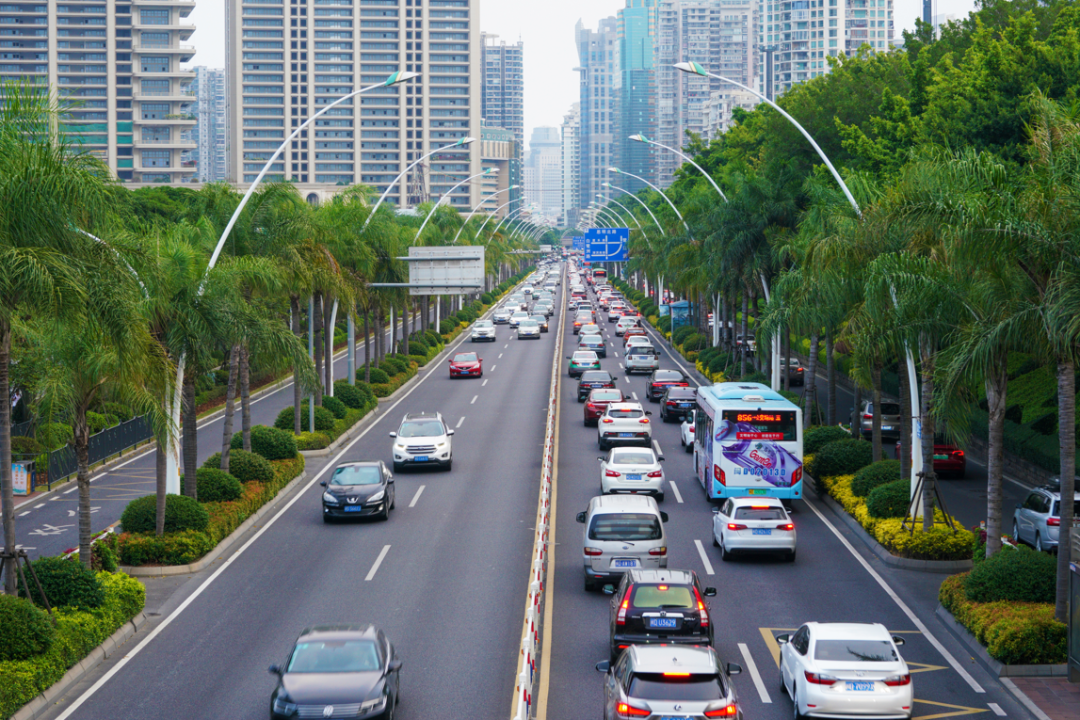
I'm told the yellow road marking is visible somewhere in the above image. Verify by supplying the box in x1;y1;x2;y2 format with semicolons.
912;699;988;720
908;662;948;674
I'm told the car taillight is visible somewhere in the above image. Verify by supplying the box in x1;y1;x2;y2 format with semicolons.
639;418;650;424
648;546;667;556
602;418;614;424
584;547;603;556
666;400;677;406
693;585;709;628
616;702;651;718
647;470;663;478
793;466;802;485
884;674;911;687
616;596;629;626
605;469;621;477
777;523;794;531
797;367;804;372
689;426;695;433
863;414;873;419
952;450;965;457
1048;517;1061;526
704;705;738;718
804;671;838;685
727;523;747;530
714;465;725;485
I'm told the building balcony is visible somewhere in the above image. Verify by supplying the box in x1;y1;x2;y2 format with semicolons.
135;68;195;78
132;0;194;19
132;22;195;40
133;88;195;100
136;137;197;148
138;114;196;125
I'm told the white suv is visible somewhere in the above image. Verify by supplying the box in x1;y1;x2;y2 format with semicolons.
389;412;454;472
597;402;653;450
624;343;660;374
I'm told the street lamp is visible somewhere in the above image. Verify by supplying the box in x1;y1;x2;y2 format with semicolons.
609;167;690;237
473;197;523;240
453;184;521;243
629;134;726;202
414;167;495;242
597;193;646;235
604;183;665;236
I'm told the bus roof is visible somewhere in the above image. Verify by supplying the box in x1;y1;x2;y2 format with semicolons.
699;382;799;408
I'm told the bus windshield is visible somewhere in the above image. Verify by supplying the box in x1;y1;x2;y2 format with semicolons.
721;410;798;442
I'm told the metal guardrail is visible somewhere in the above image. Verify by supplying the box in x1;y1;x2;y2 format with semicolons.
46;416;154;487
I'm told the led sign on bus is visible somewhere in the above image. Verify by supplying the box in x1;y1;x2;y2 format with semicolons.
721;410;797;441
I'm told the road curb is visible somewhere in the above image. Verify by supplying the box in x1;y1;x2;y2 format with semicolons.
934;604;1068;678
10;611;148;720
813;483;974;573
299;406;383;458
119;469;308;578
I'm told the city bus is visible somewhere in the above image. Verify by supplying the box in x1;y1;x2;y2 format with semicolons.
693;382;804;503
592;267;608;283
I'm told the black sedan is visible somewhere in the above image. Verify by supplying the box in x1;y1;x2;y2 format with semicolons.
578;333;607;358
659;386;697;422
578;370;616;402
530;314;550;332
269;625;401;720
320;461;395;522
645;369;691;402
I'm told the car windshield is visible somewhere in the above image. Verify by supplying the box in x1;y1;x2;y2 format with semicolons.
733;506;786;520
631;584;695;609
581;371;610;381
520;320;538;327
654;371;684;382
287;640;382;673
331;465;382;486
814;640;898;662
573;352;597;361
628;674;724;701
398;420;444;438
609;408;643;419
453;353;478;362
591;390;623;402
588;513;662;541
612;451;655;465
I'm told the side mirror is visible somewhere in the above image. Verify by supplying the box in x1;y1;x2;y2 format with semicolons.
576;511;587;523
602;584;616;595
388;659;403;671
319;481;327;488
645;411;652;416
776;634;791;644
658;352;662;356
388;432;397;438
387;475;394;483
660;511;669;522
726;663;743;676
891;636;906;646
704;587;717;597
712;507;720;514
595;660;611;673
598;457;605;462
447;429;455;436
268;665;282;675
566;356;572;360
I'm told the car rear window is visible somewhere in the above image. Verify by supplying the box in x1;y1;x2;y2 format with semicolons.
733;506;786;520
628;674;724;701
880;403;901;416
609;408;643;418
629;347;657;356
666;388;696;398
654;371;685;381
630;584;695;609
581;372;611;381
591;390;623;402
612;451;655;465
814;640;897;662
573;352;596;361
588;513;662;541
1051;499;1080;517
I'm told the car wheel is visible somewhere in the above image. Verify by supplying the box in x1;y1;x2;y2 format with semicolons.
780;669;787;694
1035;533;1043;552
720;534;731;562
685;441;693;454
656;492;665;503
390;491;396;510
379;504;390;521
1012;522;1020;544
443;459;452;472
786;549;797;563
392;462;403;473
598;437;608;451
323;514;334;524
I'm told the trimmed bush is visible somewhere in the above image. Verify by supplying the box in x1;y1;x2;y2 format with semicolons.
100;402;134;422
37;422;72;450
964;546;1056;603
366;367;390;384
0;594;54;662
804;425;852;455
439;319;457;336
333;381;364;409
657;316;672;333
11;435;43;457
120;493;210;534
682;333;708;351
18;556;105;610
354;381;376;405
672;325;697;346
866;479;912;518
86;411;116;435
379;358;406;376
273;405;299;432
232;425;297;461
408;338;429;355
424;329;441;346
203;449;274;484
851;460;902;498
322;395;348;419
194;467;243;503
295;431;332;451
808;438;872;479
481;292;494;304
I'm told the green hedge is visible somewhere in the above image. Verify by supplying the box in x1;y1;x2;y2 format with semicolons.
807;438;873;480
203;449;274;484
366;367;390;384
0;594;54;662
851;460;902;498
804;426;852;455
17;557;104;611
231;425;297;461
964;546;1056;603
295;431;331;451
332;381;366;410
120;493;209;534
0;572;145;718
194;467;243;503
866;479;912;518
322;395;348;419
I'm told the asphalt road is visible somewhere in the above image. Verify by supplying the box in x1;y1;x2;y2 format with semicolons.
541;278;1032;720
42;278;562;720
7;310;435;560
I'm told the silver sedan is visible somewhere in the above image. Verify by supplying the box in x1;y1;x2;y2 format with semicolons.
598;447;665;501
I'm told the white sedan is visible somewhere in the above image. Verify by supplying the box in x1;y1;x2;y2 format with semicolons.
509;311;529;328
680;417;695;453
779;622;913;720
598;446;665;501
712;496;796;561
597;402;653;451
517;319;541;339
492;308;511;324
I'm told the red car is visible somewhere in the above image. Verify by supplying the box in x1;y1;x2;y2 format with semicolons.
584;388;625;426
646;369;690;402
622;326;648;344
448;352;482;378
894;441;966;478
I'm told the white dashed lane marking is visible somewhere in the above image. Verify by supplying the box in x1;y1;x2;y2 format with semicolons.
470;395;478;405
365;545;391;581
482;379;488;387
669;481;683;504
456;416;465;428
694;539;715;575
409;486;425;508
988;705;1006;717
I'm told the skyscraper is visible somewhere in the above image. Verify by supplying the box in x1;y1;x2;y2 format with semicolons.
480;34;523;155
0;0;198;183
524;126;562;221
226;0;482;210
614;0;658;195
575;16;618;222
190;67;227;183
560;102;581;229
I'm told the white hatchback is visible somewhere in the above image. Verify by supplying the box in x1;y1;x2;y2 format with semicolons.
598;446;665;501
778;622;913;720
680;416;695;453
615;316;641;337
597;402;653;450
711;496;796;561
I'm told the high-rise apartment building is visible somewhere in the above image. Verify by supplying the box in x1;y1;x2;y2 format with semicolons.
0;0;197;183
226;0;482;210
760;0;893;95
190;66;227;183
655;0;757;186
575;16;617;222
479;122;517;218
480;34;522;153
614;0;658;196
560;102;580;228
524;126;562;221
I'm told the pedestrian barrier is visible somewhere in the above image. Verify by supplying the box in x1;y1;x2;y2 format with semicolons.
47;416;154;487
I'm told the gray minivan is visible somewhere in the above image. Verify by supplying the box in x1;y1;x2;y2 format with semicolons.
577;495;669;591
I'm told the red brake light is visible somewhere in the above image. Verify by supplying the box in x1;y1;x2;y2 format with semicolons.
714;465;726;485
616;596;629;626
648;546;667;556
804;671;837;685
884;674;911;687
584;547;603;556
705;705;738;718
793;466;803;485
727;523;747;530
863;414;873;419
666;400;677;406
605;469;621;477
639;418;650;424
750;505;770;509
952;450;965;457
657;585;668;591
777;523;795;531
693;585;709;628
616;703;651;718
602;418;614;423
647;470;663;478
1048;517;1061;526
689;426;695;433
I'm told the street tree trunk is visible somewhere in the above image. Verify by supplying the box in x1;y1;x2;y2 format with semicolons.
826;330;836;426
920;339;936;531
872;363;883;462
313;293;324;405
364;311;371;383
985;361;1008;558
182;370;197;498
782;328;791;392
291;296;303;435
403;298;411;356
74;405;92;569
1055;358;1076;622
899;364;912;482
804;333;819;430
240;346;252;452
155;435;167;536
323;296;334;394
740;293;749;379
221;344;239;473
0;320;15;594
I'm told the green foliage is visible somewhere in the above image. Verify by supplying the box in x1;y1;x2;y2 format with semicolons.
295;431;331;451
682;333;707;351
273;405;298;431
672;325;697;346
0;594;54;662
408;338;429;355
809;438;873;479
321;395;348;419
232;424;297;461
367;367;390;384
439;319;457;336
332;381;364;409
851;460;903;497
964;546;1056;603
193;467;243;503
10;435;43;457
379;358;406;376
120;493;210;534
85;411;114;435
99;402;133;422
423;329;441;346
203;449;274;483
36;422;72;450
866;479;912;519
656;316;672;333
18;556;105;610
804;425;855;455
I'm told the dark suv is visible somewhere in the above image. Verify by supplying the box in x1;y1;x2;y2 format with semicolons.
659;386;697;422
605;568;716;664
578;370;616;402
645;369;691;402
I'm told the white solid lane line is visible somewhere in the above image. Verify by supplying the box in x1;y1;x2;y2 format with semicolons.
738;643;773;704
669;481;683;504
470;395;478;405
456;416;465;428
482;379;489;387
988;704;1006;717
409;486;425;508
64;487;77;494
801;496;985;693
694;539;715;576
18;511;30;517
365;544;391;581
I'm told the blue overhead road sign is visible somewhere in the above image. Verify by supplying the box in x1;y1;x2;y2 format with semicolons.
572;236;586;252
585;228;629;262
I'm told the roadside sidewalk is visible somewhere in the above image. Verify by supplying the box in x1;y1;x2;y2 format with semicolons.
1005;677;1080;720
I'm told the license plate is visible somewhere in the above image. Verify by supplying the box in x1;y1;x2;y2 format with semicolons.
845;682;875;692
883;425;894;430
648;617;678;629
613;559;638;568
626;474;642;480
752;528;772;536
619;433;633;438
748;489;766;495
413;456;428;462
343;506;364;513
679;403;691;408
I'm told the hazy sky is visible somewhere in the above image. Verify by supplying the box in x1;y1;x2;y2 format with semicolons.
186;0;975;145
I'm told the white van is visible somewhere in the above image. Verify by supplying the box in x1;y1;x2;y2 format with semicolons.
577;495;668;591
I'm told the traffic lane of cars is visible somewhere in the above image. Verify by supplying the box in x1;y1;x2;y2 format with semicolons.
548;300;1014;720
46;296;561;720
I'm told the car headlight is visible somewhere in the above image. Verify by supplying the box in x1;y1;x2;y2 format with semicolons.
273;694;297;715
368;490;385;503
322;492;339;505
360;696;388;714
395;443;407;451
436;442;447;448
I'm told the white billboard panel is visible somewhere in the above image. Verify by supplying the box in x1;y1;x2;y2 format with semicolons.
406;246;486;296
